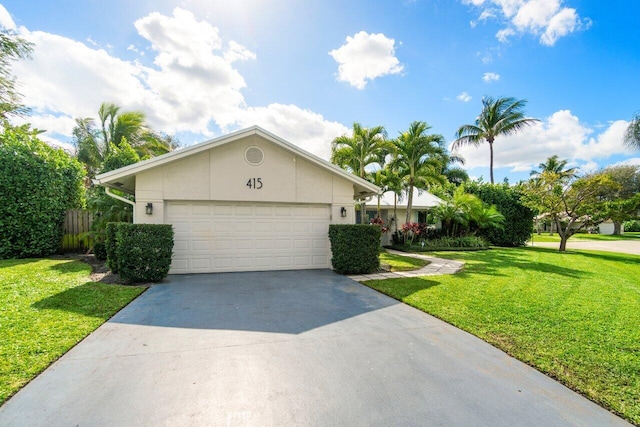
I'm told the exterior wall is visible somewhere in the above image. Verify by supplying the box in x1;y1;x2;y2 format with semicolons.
598;221;623;235
133;134;357;225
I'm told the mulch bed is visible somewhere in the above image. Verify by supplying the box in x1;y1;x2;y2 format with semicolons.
53;253;122;284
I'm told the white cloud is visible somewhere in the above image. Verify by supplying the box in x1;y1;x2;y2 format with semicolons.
482;72;500;82
329;31;403;90
235;104;349;159
496;27;515;42
612;158;640;167
465;0;588;46
10;7;345;160
0;4;16;30
451;110;631;173
457;92;472;102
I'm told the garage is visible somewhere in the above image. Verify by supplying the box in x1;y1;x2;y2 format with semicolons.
94;126;379;274
167;201;331;273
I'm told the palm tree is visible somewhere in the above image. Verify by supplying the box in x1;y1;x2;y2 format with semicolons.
331;122;390;223
530;155;578;181
624;112;640;150
73;102;173;178
453;96;540;184
391;121;446;225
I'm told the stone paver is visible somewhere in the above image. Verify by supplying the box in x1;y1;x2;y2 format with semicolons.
349;249;464;281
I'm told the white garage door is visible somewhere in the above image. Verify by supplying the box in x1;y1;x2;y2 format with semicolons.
166;201;332;274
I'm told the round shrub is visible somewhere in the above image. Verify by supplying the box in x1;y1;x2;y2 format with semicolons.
115;223;174;283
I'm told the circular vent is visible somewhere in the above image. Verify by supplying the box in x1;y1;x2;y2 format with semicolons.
245;146;264;166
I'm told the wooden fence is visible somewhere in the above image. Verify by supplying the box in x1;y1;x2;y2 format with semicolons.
60;209;94;253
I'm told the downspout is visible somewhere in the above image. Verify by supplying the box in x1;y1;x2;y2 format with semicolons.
105;187;136;223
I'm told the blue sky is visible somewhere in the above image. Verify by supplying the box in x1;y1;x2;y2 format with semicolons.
2;0;639;182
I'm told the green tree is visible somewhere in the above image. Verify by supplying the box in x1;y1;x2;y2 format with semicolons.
0;125;84;258
331;122;390;223
73;102;173;178
466;180;534;246
86;139;141;244
602;164;640;234
530;155;578;180
0;27;33;119
391;121;446;225
453;96;540;184
522;171;619;251
624;112;640;150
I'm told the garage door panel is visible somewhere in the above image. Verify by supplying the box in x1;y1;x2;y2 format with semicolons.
166;202;331;274
191;222;211;233
192;204;211;216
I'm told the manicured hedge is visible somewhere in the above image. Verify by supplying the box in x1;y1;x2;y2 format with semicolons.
329;224;381;274
105;222;120;273
465;181;534;247
111;223;174;283
93;242;107;261
0;125;84;258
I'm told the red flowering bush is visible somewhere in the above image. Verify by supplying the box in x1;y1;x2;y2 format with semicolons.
370;216;388;233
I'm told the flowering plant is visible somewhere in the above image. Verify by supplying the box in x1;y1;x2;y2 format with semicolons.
370;216;388;233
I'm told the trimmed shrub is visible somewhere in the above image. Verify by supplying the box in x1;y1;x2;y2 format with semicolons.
115;223;174;283
105;222;121;273
465;181;534;247
0;125;84;258
93;242;107;261
329;224;381;274
624;220;640;232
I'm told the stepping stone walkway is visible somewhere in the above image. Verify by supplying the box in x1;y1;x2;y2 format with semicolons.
348;249;464;281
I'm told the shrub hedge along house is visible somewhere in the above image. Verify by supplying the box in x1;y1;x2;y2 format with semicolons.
94;126;379;274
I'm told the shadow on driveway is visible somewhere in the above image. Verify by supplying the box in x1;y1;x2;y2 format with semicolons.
110;269;397;334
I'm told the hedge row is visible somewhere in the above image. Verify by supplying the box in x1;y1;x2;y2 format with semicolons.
106;223;174;283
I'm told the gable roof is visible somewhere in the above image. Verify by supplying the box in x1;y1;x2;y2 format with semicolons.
94;125;379;197
378;187;444;208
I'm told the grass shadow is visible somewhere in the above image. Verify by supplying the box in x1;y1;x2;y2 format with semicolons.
0;258;45;269
435;247;587;279
364;277;442;300
32;282;144;319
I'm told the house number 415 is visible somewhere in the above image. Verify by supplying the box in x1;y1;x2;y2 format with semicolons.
246;178;263;189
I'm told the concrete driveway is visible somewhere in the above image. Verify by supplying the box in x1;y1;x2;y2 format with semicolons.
0;270;628;426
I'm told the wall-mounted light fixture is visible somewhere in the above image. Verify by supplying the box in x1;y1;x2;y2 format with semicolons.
340;207;347;217
145;202;153;215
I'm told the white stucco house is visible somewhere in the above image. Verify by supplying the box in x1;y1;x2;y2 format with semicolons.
358;188;444;245
94;126;379;274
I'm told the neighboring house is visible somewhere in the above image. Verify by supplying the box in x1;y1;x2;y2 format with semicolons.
598;220;623;235
358;188;444;246
94;126;379;274
535;215;622;235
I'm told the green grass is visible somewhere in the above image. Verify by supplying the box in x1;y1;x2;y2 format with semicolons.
530;232;640;243
379;251;429;271
363;247;640;424
0;258;146;404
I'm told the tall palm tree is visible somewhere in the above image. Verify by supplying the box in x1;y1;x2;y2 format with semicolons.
73;102;173;178
530;155;578;181
391;121;446;225
452;96;540;184
331;122;390;223
624;112;640;150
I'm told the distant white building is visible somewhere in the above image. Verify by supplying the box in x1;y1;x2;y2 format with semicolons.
357;188;444;245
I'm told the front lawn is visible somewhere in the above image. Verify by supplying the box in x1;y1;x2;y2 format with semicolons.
0;258;145;405
379;251;429;271
364;247;640;424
